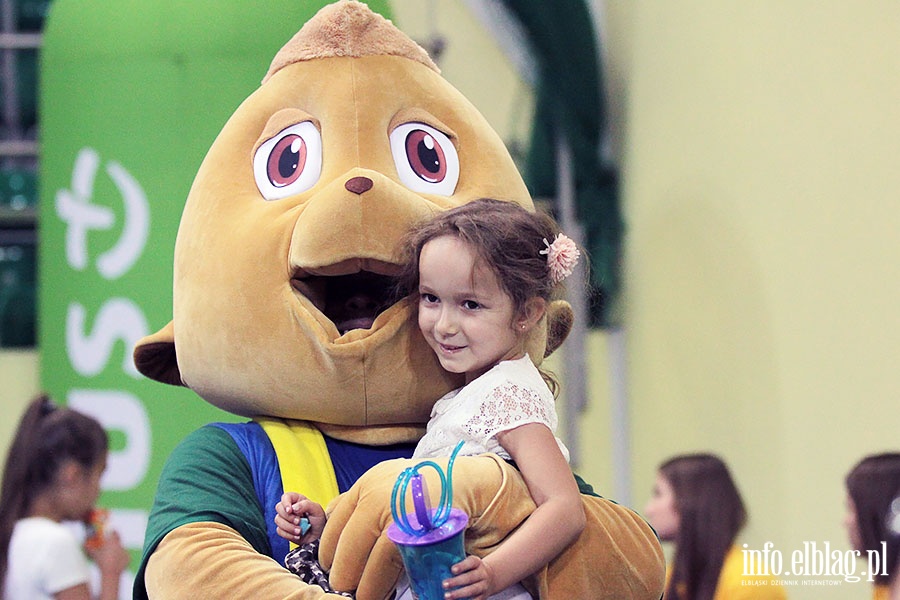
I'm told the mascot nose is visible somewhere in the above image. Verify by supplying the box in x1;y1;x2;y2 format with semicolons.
345;176;373;195
289;169;436;271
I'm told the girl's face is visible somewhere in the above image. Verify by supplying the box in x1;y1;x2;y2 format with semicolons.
644;472;680;541
61;456;106;521
843;493;863;552
417;235;524;383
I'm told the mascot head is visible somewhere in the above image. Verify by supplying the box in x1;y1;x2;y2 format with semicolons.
134;1;570;444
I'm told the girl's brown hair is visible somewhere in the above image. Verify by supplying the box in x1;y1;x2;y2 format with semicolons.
659;453;747;600
395;198;569;314
0;394;108;594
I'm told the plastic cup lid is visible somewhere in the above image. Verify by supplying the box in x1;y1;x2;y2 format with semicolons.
387;507;468;546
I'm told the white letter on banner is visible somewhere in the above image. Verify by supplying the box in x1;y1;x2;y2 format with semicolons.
68;390;151;491
98;160;149;280
106;508;148;550
55;148;113;271
54;148;150;279
66;299;148;378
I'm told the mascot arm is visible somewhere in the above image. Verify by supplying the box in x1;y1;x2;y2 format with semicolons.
136;425;344;599
146;522;348;599
319;455;665;600
319;454;536;600
534;495;666;600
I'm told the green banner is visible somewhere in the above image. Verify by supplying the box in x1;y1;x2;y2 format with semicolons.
38;0;390;588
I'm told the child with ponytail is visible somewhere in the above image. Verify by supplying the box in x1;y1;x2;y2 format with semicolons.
0;395;128;600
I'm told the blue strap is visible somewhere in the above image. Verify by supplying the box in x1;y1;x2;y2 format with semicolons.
212;422;289;563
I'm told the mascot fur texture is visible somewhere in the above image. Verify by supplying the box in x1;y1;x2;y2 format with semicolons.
133;2;664;598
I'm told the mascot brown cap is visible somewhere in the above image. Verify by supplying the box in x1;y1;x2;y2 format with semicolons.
133;1;571;445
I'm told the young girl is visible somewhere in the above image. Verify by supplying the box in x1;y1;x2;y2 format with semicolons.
276;198;586;600
0;395;129;600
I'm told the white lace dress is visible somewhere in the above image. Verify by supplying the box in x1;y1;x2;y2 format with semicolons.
413;355;570;463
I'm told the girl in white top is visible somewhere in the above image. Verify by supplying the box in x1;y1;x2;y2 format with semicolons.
0;395;129;600
276;199;584;600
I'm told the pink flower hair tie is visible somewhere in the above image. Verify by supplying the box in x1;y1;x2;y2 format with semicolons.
540;233;581;284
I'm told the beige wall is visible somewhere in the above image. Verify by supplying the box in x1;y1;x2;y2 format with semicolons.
0;350;40;460
585;3;899;599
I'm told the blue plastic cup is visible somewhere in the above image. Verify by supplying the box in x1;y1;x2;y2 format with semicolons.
387;508;469;600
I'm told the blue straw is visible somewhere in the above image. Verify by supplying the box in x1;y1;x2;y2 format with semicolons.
391;441;465;536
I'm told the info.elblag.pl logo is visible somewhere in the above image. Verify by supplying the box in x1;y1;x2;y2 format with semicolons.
743;541;889;586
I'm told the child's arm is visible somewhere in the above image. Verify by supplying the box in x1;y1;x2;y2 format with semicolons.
83;530;130;600
274;491;327;544
443;423;586;600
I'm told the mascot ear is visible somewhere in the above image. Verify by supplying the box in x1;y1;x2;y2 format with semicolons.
544;300;574;358
133;321;184;386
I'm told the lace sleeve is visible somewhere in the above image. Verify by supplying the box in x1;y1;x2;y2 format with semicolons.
462;380;554;442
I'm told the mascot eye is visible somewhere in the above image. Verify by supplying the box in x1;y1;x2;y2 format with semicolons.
390;122;459;196
253;121;323;200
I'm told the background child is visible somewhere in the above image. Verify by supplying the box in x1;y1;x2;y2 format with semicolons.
844;452;900;600
0;394;129;600
644;453;787;600
277;198;585;600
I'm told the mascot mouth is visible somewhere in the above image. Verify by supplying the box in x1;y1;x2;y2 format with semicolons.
291;270;400;335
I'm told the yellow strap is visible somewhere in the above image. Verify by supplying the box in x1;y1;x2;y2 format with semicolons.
257;418;340;512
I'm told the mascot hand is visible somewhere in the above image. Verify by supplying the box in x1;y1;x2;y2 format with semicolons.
319;454;534;600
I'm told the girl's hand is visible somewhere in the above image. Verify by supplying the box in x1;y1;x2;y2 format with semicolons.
274;491;327;543
442;555;497;600
85;530;129;578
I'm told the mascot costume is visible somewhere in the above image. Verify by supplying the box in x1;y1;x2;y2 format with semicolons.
132;2;665;598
